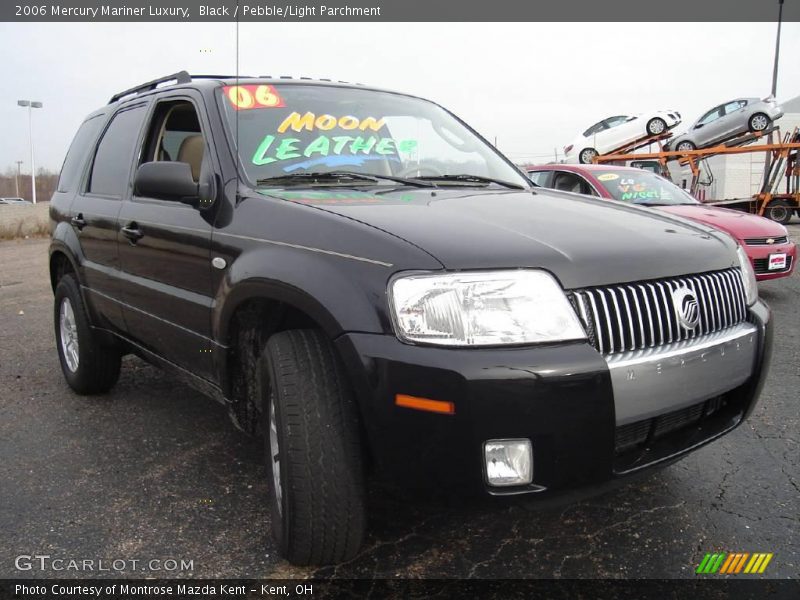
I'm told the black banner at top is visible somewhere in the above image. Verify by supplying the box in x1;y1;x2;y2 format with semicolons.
2;0;799;22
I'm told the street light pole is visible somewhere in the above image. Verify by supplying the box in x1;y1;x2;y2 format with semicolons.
17;100;43;204
15;161;23;197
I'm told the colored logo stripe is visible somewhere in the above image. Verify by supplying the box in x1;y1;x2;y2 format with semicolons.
697;552;774;574
744;553;774;574
720;553;748;574
696;553;726;574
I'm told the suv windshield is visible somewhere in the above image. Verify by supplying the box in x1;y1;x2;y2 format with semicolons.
594;170;700;206
218;83;529;187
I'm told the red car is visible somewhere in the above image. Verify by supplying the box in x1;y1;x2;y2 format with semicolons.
528;164;796;281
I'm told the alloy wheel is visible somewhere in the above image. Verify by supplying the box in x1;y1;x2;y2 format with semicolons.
59;298;80;372
269;394;283;516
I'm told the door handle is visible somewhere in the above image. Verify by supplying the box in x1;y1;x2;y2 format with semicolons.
70;214;87;230
121;223;144;243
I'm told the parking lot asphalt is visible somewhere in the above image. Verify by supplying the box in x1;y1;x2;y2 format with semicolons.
1;225;798;580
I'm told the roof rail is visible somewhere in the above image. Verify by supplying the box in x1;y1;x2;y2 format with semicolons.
187;74;255;80
108;72;259;104
108;71;192;104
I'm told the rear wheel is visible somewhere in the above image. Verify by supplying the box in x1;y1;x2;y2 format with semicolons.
749;113;770;132
646;117;667;136
578;148;598;164
765;199;793;225
260;329;366;566
53;274;121;394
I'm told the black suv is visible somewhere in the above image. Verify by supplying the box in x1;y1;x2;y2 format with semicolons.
49;72;772;566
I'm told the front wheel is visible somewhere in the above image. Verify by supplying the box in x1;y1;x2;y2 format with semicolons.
53;274;121;394
676;140;696;152
766;199;793;225
260;329;366;566
578;148;598;164
749;113;770;132
646;117;667;136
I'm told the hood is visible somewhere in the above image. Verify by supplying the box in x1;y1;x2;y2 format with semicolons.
657;204;786;241
261;187;739;289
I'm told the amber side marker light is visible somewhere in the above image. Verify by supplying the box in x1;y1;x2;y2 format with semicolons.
395;394;455;415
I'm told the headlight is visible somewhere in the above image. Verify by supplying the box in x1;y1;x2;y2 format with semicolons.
736;245;758;306
389;270;586;346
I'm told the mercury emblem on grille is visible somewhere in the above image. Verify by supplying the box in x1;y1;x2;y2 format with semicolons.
672;287;700;330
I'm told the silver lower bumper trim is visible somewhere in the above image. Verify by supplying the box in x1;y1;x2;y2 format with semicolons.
607;323;758;426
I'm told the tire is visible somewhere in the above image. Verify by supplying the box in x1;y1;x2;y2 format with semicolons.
749;112;770;132
578;148;598;164
54;274;121;394
260;329;366;565
646;117;667;136
676;140;696;152
766;199;793;225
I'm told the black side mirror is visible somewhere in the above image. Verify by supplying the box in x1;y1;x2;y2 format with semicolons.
694;123;704;129
135;162;199;205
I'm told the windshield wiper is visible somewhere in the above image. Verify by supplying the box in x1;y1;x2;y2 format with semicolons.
256;171;434;188
414;174;525;190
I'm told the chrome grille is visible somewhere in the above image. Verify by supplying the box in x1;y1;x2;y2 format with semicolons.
744;235;788;246
572;268;747;355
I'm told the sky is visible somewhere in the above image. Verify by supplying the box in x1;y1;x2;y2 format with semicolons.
1;21;799;173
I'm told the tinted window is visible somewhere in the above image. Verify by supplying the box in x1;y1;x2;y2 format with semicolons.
583;121;605;137
527;171;549;186
723;100;746;114
88;105;147;197
57;115;104;193
698;107;723;126
604;115;629;129
552;171;593;195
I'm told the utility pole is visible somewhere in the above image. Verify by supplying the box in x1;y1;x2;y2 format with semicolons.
17;100;43;204
15;161;23;197
771;0;784;98
764;0;784;186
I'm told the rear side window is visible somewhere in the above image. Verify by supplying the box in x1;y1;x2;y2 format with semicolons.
57;115;104;193
88;105;147;197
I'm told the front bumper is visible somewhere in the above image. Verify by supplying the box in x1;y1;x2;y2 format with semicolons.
747;241;796;281
335;300;772;497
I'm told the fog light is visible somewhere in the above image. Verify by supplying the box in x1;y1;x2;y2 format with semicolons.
484;439;532;487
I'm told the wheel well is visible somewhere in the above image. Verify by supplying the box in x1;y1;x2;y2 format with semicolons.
49;252;75;292
225;298;326;435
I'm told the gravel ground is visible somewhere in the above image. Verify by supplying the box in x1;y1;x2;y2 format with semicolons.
1;224;798;580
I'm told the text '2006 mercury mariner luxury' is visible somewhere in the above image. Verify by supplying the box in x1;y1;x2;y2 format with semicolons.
49;72;772;565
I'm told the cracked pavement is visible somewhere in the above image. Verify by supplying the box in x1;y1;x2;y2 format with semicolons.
1;223;798;579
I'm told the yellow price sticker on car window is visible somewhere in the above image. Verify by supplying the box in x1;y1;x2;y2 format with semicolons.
597;173;619;181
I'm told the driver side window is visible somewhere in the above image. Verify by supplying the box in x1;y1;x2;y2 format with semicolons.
698;106;723;126
583;121;606;137
552;171;595;195
142;100;206;183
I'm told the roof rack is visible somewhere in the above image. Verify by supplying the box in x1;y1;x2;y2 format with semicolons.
109;71;192;104
109;72;258;104
108;72;363;104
